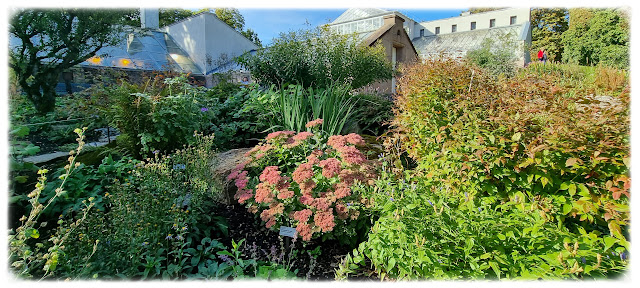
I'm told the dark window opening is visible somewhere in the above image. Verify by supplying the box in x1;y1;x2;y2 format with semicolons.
435;27;440;34
420;29;424;37
489;19;496;28
510;16;517;25
471;22;476;30
451;24;457;33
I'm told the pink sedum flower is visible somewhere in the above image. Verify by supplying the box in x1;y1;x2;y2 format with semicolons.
305;118;324;128
255;182;274;204
336;145;367;165
334;184;352;199
235;189;254;204
265;130;295;142
327;135;347;149
296;223;313;241
314;210;336;232
293;209;313;223
344;133;366;146
277;189;295;200
319;158;342;178
292;162;314;184
259;166;282;185
293;131;314;142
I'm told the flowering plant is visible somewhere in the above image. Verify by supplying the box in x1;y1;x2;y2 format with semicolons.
227;119;377;243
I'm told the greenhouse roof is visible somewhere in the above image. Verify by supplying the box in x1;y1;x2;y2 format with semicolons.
412;24;526;59
80;29;202;75
331;8;391;24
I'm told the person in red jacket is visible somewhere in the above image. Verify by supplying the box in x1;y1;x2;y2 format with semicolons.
537;48;545;62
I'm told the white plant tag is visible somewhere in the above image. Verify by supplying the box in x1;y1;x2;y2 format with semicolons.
279;226;297;238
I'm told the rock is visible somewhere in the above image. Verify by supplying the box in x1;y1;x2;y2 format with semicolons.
575;94;625;114
23;151;70;164
211;148;251;204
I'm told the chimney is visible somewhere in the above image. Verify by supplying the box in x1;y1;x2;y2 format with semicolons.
141;8;159;29
383;14;405;26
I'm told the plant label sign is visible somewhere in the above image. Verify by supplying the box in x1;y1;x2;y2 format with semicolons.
279;226;297;238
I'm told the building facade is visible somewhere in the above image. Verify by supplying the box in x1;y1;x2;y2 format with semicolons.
328;9;419;94
329;7;533;93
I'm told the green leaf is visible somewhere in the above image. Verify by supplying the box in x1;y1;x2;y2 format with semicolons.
387;258;396;272
25;228;39;239
562;204;572;215
489;261;501;279
14;175;29;183
511;132;521;142
22;144;41;156
489;134;496;144
578;184;589;197
603;236;617;251
540;176;549;188
568;184;577;196
560;182;570;190
11;125;30;137
497;234;506;241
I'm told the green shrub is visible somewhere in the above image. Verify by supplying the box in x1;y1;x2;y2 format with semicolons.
521;62;628;96
390;59;629;252
248;84;357;136
54;133;228;279
201;84;270;149
238;26;392;89
466;34;519;78
347;93;393;136
228;119;377;246
9;128;95;279
337;170;629;280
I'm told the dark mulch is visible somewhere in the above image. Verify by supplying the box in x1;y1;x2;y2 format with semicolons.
216;203;356;281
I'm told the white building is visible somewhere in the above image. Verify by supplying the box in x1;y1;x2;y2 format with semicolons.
160;10;259;86
331;7;533;67
414;8;531;38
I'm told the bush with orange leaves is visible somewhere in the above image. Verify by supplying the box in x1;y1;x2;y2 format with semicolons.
389;58;630;245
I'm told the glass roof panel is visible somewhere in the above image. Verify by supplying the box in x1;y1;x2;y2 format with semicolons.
77;30;200;75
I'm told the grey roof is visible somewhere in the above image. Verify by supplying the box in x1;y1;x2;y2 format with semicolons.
82;29;201;74
332;8;390;24
9;27;202;75
413;24;525;59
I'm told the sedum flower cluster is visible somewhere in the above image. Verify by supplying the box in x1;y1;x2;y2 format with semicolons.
227;119;377;241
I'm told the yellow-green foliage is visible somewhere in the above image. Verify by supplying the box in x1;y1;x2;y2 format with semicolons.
390;58;629;245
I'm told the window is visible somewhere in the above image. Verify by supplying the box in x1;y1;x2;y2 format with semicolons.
435;27;440;35
489;19;496;28
420;29;424;37
451;24;457;33
510;16;517;25
470;22;476;30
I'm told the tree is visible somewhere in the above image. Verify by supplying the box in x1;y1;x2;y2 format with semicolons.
159;8;196;27
466;33;519;78
214;8;262;47
9;9;127;114
241;29;262;47
238;27;392;89
464;8;503;14
561;8;629;68
531;8;568;62
214;8;245;31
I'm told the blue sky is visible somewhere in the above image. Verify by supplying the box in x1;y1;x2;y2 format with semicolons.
239;8;464;46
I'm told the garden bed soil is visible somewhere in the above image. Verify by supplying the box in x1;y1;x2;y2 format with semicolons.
216;203;357;280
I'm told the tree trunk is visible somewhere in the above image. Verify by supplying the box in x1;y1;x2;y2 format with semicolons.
23;73;59;115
